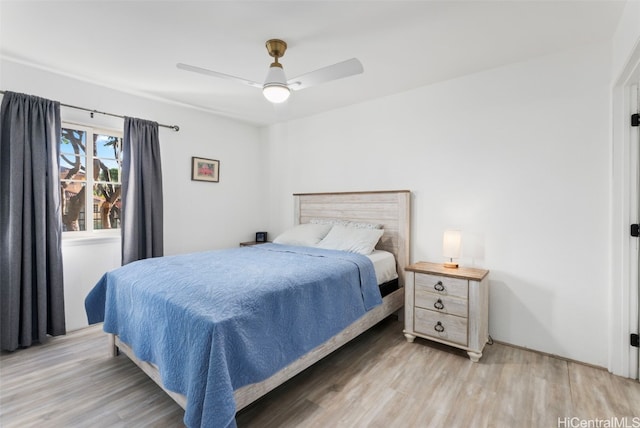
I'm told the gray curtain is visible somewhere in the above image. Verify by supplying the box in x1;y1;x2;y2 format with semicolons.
0;91;65;351
121;117;163;265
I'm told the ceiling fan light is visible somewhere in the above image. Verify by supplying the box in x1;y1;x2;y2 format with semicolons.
263;64;290;103
263;84;290;103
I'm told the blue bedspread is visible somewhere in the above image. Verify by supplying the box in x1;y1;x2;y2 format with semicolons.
85;243;382;428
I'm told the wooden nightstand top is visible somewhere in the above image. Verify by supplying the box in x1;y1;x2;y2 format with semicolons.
240;241;271;247
405;261;489;281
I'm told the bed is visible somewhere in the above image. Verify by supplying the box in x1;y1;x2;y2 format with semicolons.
85;190;410;427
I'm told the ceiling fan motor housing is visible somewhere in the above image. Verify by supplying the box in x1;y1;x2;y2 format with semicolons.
265;39;287;63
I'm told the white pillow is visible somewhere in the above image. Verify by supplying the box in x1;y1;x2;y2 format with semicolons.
316;225;384;255
273;223;332;247
347;221;383;229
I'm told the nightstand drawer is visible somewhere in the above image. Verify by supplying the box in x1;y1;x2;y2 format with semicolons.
415;289;468;318
414;308;468;346
415;273;468;299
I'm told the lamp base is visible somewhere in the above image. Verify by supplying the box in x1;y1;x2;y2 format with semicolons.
443;262;459;269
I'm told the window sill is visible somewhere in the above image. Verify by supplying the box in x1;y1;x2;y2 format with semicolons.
62;234;121;247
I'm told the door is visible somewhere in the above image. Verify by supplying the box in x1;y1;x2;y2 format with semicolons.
632;83;640;380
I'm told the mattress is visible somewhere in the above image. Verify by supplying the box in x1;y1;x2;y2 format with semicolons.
367;249;398;285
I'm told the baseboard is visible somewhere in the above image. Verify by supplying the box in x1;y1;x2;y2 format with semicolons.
493;339;607;372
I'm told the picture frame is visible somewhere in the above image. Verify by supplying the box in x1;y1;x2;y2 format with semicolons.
191;157;220;182
255;232;267;242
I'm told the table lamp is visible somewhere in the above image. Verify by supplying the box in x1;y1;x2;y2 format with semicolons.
443;230;461;268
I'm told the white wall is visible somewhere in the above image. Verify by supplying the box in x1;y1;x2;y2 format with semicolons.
61;238;121;331
1;59;267;330
265;42;612;367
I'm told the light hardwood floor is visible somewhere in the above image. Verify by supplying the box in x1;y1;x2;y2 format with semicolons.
1;318;638;427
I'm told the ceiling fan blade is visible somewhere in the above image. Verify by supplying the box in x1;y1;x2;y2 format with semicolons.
176;63;262;89
287;58;363;91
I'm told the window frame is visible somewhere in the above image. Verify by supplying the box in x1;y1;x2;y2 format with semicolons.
60;122;123;239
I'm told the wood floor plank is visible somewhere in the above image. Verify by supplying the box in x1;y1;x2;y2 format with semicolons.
1;319;638;428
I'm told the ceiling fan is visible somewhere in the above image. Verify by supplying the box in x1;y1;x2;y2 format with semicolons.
177;39;364;104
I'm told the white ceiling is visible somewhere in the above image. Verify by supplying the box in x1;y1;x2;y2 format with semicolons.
0;1;626;126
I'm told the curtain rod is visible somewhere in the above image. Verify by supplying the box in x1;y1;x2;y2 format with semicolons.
0;90;180;131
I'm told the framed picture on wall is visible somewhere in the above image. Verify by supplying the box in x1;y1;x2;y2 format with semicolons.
191;157;220;182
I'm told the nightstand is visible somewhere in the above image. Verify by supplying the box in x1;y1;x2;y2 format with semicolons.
239;241;271;247
403;262;489;362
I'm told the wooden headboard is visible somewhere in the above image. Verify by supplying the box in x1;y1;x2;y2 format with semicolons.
293;190;411;287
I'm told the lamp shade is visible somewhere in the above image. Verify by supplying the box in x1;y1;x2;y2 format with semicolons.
263;65;290;103
443;230;461;259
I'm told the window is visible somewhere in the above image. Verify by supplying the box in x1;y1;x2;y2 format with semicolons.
59;123;123;234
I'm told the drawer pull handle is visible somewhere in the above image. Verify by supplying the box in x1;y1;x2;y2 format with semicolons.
434;299;444;310
434;321;445;333
434;281;445;292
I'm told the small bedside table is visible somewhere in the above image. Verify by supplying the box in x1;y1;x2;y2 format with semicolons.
239;241;271;247
403;262;489;362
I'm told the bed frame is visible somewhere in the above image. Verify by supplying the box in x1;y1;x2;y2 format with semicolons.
109;190;411;414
